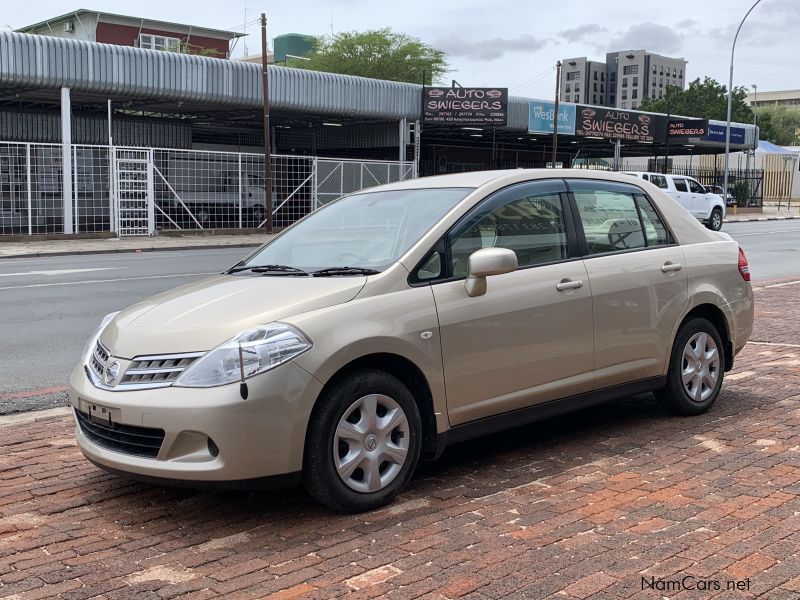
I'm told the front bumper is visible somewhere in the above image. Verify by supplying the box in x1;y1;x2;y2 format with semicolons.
69;360;323;483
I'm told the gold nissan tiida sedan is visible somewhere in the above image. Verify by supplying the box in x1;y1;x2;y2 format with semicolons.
71;169;754;512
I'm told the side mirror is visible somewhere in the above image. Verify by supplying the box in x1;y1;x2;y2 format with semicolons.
465;248;518;297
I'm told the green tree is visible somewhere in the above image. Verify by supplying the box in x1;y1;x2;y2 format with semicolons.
292;28;448;84
754;106;800;146
639;76;753;123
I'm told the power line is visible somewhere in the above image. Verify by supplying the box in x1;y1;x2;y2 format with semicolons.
510;66;556;95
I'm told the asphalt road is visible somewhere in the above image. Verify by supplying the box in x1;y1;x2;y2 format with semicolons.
0;248;249;413
0;219;797;414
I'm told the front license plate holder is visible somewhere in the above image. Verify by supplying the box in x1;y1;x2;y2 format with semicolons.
79;399;117;426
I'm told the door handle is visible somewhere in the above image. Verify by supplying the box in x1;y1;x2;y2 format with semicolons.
661;261;683;273
556;278;583;291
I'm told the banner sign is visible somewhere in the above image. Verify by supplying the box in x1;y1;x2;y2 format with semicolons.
528;101;576;135
667;118;709;139
703;123;746;145
575;106;663;142
423;87;508;126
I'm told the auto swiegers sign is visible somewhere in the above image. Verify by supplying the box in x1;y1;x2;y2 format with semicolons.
423;87;508;126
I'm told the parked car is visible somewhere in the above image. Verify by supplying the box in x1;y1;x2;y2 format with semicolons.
71;169;754;512
705;184;736;207
623;172;726;231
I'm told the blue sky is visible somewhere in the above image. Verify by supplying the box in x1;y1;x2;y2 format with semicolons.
8;1;799;98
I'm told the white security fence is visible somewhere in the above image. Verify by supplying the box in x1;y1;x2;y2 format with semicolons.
0;142;414;237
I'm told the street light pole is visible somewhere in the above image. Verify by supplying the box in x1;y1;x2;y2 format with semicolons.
723;0;763;206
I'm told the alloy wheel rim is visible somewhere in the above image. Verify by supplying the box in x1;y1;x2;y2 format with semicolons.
713;212;721;228
681;332;720;403
333;394;410;493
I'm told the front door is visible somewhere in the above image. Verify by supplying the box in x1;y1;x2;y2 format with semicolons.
567;178;688;389
429;179;594;426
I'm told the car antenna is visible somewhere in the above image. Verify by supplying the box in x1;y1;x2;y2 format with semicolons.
238;343;249;400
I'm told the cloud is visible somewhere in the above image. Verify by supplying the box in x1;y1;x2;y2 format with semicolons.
435;33;548;61
708;0;800;48
559;24;607;43
607;22;683;55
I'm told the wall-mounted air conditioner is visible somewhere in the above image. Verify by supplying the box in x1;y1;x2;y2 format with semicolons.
64;21;75;33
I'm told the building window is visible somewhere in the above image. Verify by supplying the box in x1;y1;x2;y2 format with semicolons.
621;101;627;108
659;66;664;75
623;65;638;75
610;72;616;81
632;89;638;99
593;82;598;92
593;94;597;103
632;76;638;87
139;33;181;51
622;78;628;88
574;85;580;92
594;71;598;81
566;84;571;93
652;66;657;74
673;67;677;76
600;84;604;93
679;69;683;78
566;71;580;81
610;95;616;104
622;90;628;100
601;73;605;81
632;102;637;109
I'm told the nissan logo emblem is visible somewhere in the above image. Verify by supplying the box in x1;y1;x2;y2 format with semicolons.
105;361;121;385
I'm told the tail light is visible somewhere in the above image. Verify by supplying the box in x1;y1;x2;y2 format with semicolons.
738;246;751;282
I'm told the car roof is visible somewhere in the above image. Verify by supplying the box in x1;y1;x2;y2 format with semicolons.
362;168;666;193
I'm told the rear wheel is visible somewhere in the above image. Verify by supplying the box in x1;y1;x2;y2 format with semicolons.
656;318;725;415
706;207;723;231
303;369;422;512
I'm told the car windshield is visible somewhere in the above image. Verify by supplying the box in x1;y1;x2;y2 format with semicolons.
237;187;472;273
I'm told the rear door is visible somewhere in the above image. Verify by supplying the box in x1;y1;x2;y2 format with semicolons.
686;178;709;218
670;177;695;216
567;178;688;389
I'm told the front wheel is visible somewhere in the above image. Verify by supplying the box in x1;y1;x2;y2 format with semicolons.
706;207;723;231
303;369;422;512
656;318;725;415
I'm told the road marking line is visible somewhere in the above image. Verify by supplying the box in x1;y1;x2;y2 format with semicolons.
749;341;800;349
0;385;69;401
0;406;71;427
752;279;800;291
0;267;124;278
0;272;217;291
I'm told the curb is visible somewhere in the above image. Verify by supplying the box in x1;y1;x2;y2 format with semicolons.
0;242;263;260
724;215;800;223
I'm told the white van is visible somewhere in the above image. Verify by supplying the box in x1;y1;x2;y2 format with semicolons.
624;172;725;231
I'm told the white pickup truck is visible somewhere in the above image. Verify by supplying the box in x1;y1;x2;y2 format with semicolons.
623;172;725;231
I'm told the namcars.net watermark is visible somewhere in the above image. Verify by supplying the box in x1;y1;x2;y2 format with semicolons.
642;575;751;593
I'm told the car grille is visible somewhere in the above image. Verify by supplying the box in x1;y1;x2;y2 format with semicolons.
120;355;201;386
87;341;203;390
75;409;165;458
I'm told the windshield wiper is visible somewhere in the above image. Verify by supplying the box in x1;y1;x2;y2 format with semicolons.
227;264;309;276
312;266;381;277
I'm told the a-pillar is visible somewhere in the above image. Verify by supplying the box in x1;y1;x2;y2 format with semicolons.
61;87;74;234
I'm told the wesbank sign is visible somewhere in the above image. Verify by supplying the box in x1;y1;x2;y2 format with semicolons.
528;101;577;135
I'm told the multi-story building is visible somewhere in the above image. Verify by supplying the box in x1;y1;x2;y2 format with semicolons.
561;50;687;109
747;89;800;108
16;9;244;58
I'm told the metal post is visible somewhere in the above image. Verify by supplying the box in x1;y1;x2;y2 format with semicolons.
238;153;243;229
311;157;318;211
613;140;621;171
25;143;32;236
72;145;78;233
108;99;116;233
552;61;561;168
147;149;155;236
723;0;763;206
412;120;421;178
260;13;274;233
61;86;73;234
398;118;406;163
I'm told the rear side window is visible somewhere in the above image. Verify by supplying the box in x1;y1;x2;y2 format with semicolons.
649;174;668;189
568;179;670;255
687;179;705;193
448;180;569;277
673;178;688;192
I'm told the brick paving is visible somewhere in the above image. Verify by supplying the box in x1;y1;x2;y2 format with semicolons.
2;282;800;599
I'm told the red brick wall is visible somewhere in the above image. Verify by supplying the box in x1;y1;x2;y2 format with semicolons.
95;22;229;57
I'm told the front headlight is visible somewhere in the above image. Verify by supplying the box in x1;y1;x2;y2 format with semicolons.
173;322;311;388
81;311;120;364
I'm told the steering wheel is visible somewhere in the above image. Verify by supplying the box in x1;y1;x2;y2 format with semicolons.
608;230;634;250
338;251;370;265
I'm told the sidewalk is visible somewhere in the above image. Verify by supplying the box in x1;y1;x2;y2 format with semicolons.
1;282;799;598
0;204;796;260
0;232;276;260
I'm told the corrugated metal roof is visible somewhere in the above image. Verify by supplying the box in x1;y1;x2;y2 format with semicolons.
0;31;421;119
0;31;758;147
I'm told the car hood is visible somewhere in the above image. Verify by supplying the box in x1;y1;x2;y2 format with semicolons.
100;274;366;358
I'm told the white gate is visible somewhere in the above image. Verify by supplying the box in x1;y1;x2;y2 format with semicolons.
114;148;153;236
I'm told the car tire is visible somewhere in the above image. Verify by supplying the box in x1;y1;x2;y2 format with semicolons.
706;207;723;231
303;369;422;512
656;318;726;416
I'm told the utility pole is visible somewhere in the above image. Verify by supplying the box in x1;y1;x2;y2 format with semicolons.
552;61;561;168
260;13;273;233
